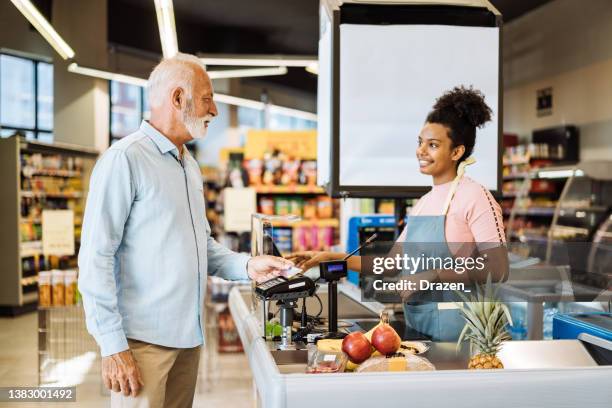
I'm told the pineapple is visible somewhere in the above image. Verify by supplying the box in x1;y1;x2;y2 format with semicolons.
455;278;513;370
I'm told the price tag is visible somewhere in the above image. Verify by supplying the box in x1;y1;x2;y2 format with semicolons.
323;354;337;362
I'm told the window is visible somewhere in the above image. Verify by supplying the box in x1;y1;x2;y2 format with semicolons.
110;81;142;142
238;106;316;131
0;53;53;140
110;81;316;144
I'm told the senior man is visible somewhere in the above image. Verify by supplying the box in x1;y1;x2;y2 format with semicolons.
78;53;291;408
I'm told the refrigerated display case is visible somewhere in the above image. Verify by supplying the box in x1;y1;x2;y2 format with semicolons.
503;161;612;339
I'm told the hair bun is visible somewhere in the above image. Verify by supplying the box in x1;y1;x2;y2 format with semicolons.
432;86;492;128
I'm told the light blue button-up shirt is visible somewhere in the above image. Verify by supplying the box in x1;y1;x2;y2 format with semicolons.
78;121;250;356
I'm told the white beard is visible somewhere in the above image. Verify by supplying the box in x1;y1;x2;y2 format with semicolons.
183;101;212;140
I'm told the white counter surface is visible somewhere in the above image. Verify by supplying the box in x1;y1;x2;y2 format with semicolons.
229;284;612;408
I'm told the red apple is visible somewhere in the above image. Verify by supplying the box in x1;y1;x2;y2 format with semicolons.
371;324;401;355
342;331;372;364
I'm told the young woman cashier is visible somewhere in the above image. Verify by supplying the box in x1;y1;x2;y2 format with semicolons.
288;86;508;341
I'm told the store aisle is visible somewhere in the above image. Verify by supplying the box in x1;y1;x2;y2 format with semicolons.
0;314;254;408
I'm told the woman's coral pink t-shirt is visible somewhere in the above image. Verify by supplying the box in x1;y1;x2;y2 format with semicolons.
399;176;506;248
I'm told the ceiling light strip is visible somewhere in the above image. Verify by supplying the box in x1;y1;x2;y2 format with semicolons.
67;63;149;87
200;55;317;67
208;66;288;79
154;0;179;58
10;0;75;60
268;105;318;122
67;64;316;120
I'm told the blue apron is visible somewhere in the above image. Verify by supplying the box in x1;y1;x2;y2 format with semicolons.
402;158;475;341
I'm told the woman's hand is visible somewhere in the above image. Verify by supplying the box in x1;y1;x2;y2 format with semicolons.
286;251;340;271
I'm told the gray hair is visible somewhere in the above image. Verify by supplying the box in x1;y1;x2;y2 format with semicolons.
147;53;207;108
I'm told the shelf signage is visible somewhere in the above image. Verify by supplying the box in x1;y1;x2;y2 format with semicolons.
42;210;75;256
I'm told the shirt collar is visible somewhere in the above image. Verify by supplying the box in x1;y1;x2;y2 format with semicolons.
140;120;180;157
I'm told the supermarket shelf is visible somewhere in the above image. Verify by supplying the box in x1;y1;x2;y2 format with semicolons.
20;218;83;225
510;232;548;243
552;225;590;235
503;157;568;166
21;191;83;199
270;218;339;228
255;185;326;194
558;206;608;214
503;158;530;166
503;173;529;180
21;276;39;286
594;231;612;239
23;168;82;178
20;241;43;257
503;191;557;198
504;207;556;216
22;291;38;304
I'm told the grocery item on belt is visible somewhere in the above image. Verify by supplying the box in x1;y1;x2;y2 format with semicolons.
356;353;435;373
399;341;429;355
306;350;348;374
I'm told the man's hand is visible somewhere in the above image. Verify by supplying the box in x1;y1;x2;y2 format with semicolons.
247;255;294;283
101;349;144;397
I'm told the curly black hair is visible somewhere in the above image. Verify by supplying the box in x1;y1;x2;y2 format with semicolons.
425;86;492;163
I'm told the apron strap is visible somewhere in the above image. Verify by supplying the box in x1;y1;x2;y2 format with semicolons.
441;157;476;215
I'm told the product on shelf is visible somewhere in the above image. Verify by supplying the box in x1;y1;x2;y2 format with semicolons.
292;225;335;252
275;197;290;216
38;271;51;308
317;196;334;219
272;228;292;254
281;156;301;186
246;158;263;186
64;270;78;305
51;270;65;306
262;150;282;185
259;196;275;216
288;198;303;217
246;151;320;188
300;160;317;186
303;199;317;220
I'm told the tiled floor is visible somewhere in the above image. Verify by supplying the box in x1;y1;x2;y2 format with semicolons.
0;313;254;407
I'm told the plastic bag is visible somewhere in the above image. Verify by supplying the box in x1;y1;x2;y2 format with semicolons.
306;350;348;374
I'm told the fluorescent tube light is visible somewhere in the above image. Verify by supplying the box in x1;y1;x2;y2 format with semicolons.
268;105;317;122
208;66;288;79
199;94;316;121
10;0;75;60
305;62;319;75
67;63;148;87
154;0;179;58
537;169;584;179
213;94;265;110
200;54;317;67
67;64;316;121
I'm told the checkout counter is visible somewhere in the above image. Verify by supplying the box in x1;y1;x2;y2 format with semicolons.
229;283;611;408
229;214;612;408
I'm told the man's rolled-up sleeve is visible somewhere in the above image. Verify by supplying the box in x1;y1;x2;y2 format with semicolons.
205;218;251;280
78;149;135;356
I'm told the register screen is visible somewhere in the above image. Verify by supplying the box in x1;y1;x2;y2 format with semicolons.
338;24;499;190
